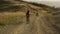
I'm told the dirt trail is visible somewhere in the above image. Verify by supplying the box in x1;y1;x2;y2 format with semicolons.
22;12;60;34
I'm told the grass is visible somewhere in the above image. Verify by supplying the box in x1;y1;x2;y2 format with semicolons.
0;11;34;25
0;12;26;25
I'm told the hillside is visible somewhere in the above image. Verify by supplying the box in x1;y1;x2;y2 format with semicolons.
0;0;60;34
0;0;54;12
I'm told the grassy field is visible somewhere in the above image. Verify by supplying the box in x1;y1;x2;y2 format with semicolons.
0;12;26;25
0;11;34;25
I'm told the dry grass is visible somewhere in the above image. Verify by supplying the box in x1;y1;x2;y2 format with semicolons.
0;12;26;25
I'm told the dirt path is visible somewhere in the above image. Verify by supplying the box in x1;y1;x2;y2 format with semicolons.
21;12;60;34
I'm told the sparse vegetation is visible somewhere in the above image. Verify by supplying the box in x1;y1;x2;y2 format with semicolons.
0;12;26;25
